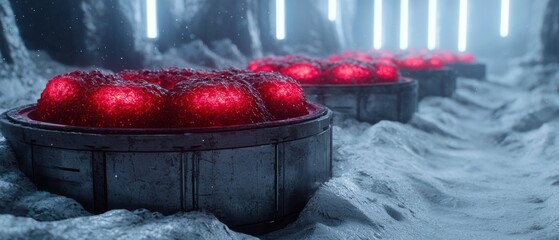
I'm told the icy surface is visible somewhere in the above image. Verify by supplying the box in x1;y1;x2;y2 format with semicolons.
1;63;559;239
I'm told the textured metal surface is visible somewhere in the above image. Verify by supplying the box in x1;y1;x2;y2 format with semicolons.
400;69;457;99
448;63;487;79
303;79;418;124
0;103;333;233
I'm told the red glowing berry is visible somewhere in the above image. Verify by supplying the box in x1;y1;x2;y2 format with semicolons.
426;56;444;69
325;60;374;84
168;78;270;128
397;56;428;70
36;74;87;125
373;62;399;82
36;70;115;125
248;57;282;73
240;73;308;120
83;81;167;128
280;61;322;84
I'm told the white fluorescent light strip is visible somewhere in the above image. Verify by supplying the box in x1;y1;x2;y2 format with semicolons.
146;0;158;39
328;0;337;21
276;0;286;40
373;0;383;50
399;0;409;50
500;0;510;37
427;0;437;50
458;0;468;52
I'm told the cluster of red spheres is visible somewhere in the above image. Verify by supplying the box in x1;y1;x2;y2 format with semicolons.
249;50;476;80
248;55;400;85
329;49;476;71
36;69;310;128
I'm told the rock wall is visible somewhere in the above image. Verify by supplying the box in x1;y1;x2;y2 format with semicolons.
7;0;348;70
0;0;34;84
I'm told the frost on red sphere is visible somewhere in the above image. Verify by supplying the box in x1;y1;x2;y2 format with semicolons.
279;59;322;84
373;61;399;83
325;60;374;84
119;68;195;90
36;70;114;125
36;74;87;125
83;81;167;128
168;78;271;128
240;73;308;120
397;56;428;70
247;57;282;73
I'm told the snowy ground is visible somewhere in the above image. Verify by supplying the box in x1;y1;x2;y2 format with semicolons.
1;63;559;239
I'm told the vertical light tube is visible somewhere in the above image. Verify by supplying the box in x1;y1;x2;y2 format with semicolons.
146;0;158;39
328;0;337;21
373;0;383;50
399;0;409;50
276;0;286;40
500;0;510;37
458;0;468;52
427;0;437;50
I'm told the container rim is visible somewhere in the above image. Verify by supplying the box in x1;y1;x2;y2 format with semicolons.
301;77;414;88
4;102;329;134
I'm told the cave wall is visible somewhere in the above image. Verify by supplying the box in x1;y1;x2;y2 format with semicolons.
9;0;151;71
0;0;34;83
8;0;347;70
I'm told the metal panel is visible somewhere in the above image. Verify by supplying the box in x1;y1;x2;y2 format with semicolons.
360;93;399;123
105;152;182;214
449;63;486;79
283;129;330;214
322;93;359;117
196;145;276;226
1;104;333;233
303;80;418;124
401;69;457;99
32;146;94;211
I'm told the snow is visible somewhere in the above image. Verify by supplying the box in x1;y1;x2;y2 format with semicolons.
1;53;559;239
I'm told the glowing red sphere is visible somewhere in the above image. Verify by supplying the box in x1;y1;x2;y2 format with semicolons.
373;62;399;82
325;60;374;84
36;71;114;125
397;56;428;70
241;73;308;120
426;56;444;69
248;58;282;73
280;62;322;84
36;74;87;125
168;78;270;128
83;81;167;128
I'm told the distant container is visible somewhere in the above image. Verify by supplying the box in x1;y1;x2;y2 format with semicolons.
447;63;487;79
303;78;418;124
400;69;456;99
1;103;333;234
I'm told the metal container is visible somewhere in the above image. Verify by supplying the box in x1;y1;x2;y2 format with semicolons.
302;79;418;124
0;103;333;234
447;63;487;79
400;68;457;99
